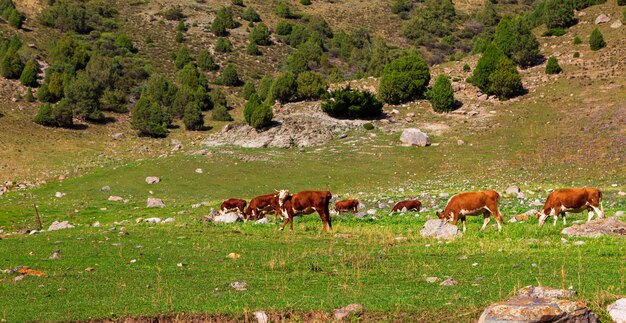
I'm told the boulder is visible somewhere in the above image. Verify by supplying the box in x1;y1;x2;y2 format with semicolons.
254;217;270;224
55;192;65;198
611;20;623;28
145;176;160;184
505;186;520;195
162;217;175;223
48;221;74;231
230;281;247;291
253;311;269;323
420;219;463;240
146;198;165;208
561;217;626;238
616;211;625;217
101;186;111;192
112;133;125;140
594;14;611;24
440;277;458;286
214;212;241;223
108;196;124;202
608;298;626;323
144;217;162;223
478;286;597;323
195;168;203;174
333;304;364;320
400;128;431;147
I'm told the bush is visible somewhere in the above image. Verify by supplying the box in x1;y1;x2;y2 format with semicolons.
183;102;204;130
215;37;233;52
494;16;540;67
212;6;236;35
211;17;227;36
210;89;228;107
544;0;575;29
573;35;582;44
391;0;412;14
463;63;471;72
174;47;192;70
300;0;311;5
542;28;567;36
211;104;233;121
322;88;383;119
257;75;273;101
241;81;256;99
131;96;168;137
573;51;580;58
545;57;562;74
276;20;293;35
468;42;505;92
232;0;244;6
296;71;327;100
428;75;455;113
270;72;297;103
64;72;105;122
275;1;292;18
197;49;218;71
162;6;184;20
242;7;261;22
244;94;272;129
175;31;185;43
101;90;127;113
250;23;271;45
33;103;54;126
8;8;23;29
246;42;261;55
33;100;73;127
0;49;24;79
379;52;430;104
25;87;35;102
589;28;605;51
488;57;523;99
177;63;207;90
221;64;241;86
19;59;39;87
363;122;374;130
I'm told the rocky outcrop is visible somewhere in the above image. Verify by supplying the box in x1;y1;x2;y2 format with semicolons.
399;128;431;147
420;219;462;240
608;298;626;323
561;217;626;238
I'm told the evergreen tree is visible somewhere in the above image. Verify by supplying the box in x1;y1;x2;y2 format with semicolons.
197;49;218;71
244;93;261;124
429;75;455;113
210;89;228;107
242;7;261;22
131;95;168;137
183;102;204;130
211;104;233;121
64;72;104;122
379;52;431;104
488;57;523;99
221;64;240;86
494;16;540;67
544;0;575;29
545;57;562;74
175;47;192;70
589;28;606;51
296;71;327;100
257;75;273;101
270;72;297;103
0;49;24;79
249;101;273;129
249;23;271;45
241;81;256;99
469;42;505;92
246;42;261;55
25;87;35;102
19;58;39;87
275;1;292;18
215;37;233;52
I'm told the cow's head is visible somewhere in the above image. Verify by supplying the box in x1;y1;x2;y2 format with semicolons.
436;211;446;220
277;189;290;206
536;210;549;226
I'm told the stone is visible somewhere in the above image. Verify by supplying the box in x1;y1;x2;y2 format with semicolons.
108;196;124;202
478;286;596;323
367;209;377;215
573;241;585;245
144;217;162;223
48;250;61;259
505;186;520;195
230;281;247;291
420;219;463;240
611;20;623;28
578;11;586;17
618;191;626;196
146;198;165;208
407;112;415;117
355;212;368;219
92;221;101;227
400;128;431;147
55;192;65;198
608;298;626;323
195;168;203;174
162;217;175;223
214;212;241;223
594;14;610;24
145;176;160;184
334;233;352;239
253;311;268;323
425;277;439;283
254;217;270;224
390;109;399;114
514;214;529;222
48;221;74;231
440;277;458;286
333;304;364;320
457;140;465;145
561;217;626;238
338;133;347;139
101;186;111;192
616;211;625;217
439;193;449;198
112;133;125;140
227;253;241;259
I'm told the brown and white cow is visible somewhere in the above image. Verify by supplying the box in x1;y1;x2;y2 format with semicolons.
536;188;603;226
391;200;421;212
334;199;359;213
436;190;504;232
245;193;280;220
220;198;247;215
278;190;333;232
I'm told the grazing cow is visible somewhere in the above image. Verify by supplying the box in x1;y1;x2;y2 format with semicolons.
334;199;359;213
245;193;280;220
220;198;247;215
436;190;503;232
391;199;422;212
277;190;333;232
536;188;603;226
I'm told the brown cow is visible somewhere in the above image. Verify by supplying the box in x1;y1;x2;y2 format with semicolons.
278;190;333;232
245;193;280;220
536;188;603;226
220;198;247;215
436;190;503;232
334;199;359;213
391;200;421;212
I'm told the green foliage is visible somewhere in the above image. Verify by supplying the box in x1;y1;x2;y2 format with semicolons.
488;57;523;99
402;0;456;45
379;52;431;104
243;94;273;129
321;87;383;119
0;48;24;79
363;122;374;130
242;7;261;22
257;75;273;101
542;28;567;37
589;28;605;51
573;36;582;44
33;100;74;127
177;20;187;32
303;15;333;38
100;90;127;113
469;42;504;92
7;8;23;28
478;0;500;39
197;49;218;71
50;34;90;71
300;0;311;5
211;104;233;121
463;63;471;72
494;16;540;67
428;75;455;113
221;64;241;86
177;63;208;90
24;87;35;102
131;95;168;137
249;23;271;45
241;81;256;99
212;6;236;36
276;20;293;35
573;51;580;58
391;0;412;15
215;37;233;53
246;42;261;55
545;57;562;74
64;71;105;122
161;6;184;20
39;0;118;33
296;71;327;100
287;25;310;47
275;1;292;18
143;74;178;119
174;47;192;70
183;102;204;130
115;34;136;53
232;0;244;6
544;0;575;29
19;59;39;87
210;89;228;108
175;31;185;43
211;16;227;36
270;72;297;103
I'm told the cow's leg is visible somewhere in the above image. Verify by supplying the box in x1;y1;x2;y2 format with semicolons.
562;212;566;225
461;216;467;232
589;205;603;221
322;203;332;232
449;212;457;225
481;213;491;231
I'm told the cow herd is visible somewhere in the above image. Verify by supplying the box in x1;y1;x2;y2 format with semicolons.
219;187;605;232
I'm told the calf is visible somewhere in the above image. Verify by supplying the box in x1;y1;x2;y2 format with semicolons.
278;190;333;232
536;188;603;226
334;199;359;213
391;199;421;212
436;190;503;232
245;193;280;220
220;198;247;215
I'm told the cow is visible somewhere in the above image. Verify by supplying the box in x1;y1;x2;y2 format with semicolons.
436;190;504;232
220;198;247;215
536;188;604;226
334;199;359;213
391;199;421;212
245;193;281;221
277;190;333;232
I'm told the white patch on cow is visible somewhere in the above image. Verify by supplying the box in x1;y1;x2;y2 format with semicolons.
277;190;289;207
589;205;603;221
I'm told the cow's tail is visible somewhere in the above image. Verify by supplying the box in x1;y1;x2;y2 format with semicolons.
599;190;604;218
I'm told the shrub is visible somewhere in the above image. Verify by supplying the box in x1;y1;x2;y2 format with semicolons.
242;7;261;22
177;63;206;90
0;49;24;79
270;72;297;103
241;81;256;99
379;52;430;104
296;71;327;100
363;122;374;130
250;23;271;45
33;103;54;126
183;102;204;130
211;104;233;121
300;0;311;5
589;28;605;51
463;63;471;72
232;0;244;6
19;59;39;87
25;87;35;102
221;64;241;86
276;20;293;35
573;51;580;58
174;47;192;70
544;0;575;29
246;42;261;55
162;6;184;20
143;74;178;116
469;42;505;92
64;72;105;122
8;8;23;29
429;75;455;113
573;35;582;44
542;28;567;37
244;94;272;129
488;57;523;99
175;31;185;43
210;89;228;107
101;90;128;112
275;1;292;18
257;75;273;101
33;100;73;127
545;57;562;74
322;88;383;119
494;16;540;67
197;49;218;71
391;0;412;14
243;94;260;124
131;95;168;137
215;37;233;52
214;6;236;31
211;16;227;36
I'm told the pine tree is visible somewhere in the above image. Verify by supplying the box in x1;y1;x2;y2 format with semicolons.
379;52;430;104
249;23;271;45
589;28;606;51
257;75;273;101
0;49;24;79
246;42;261;55
270;72;297;103
197;49;218;71
545;57;562;74
241;81;256;99
221;64;240;86
183;102;204;130
19;58;39;87
211;104;233;121
131;95;168;137
429;75;455;112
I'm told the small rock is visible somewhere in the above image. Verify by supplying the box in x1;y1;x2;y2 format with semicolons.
420;219;462;240
55;192;65;198
253;311;269;323
439;193;449;198
615;211;625;217
505;186;521;195
611;20;623;28
176;263;186;267
112;133;125;140
108;196;124;202
594;14;611;24
227;253;241;259
48;221;74;231
425;277;439;283
338;133;347;139
144;217;162;223
101;186;111;192
145;176;160;184
333;304;364;320
573;240;585;245
92;221;101;227
618;191;626;196
48;250;61;259
230;281;247;291
14;275;24;282
195;168;203;174
355;211;368;219
366;209;377;215
254;217;270;224
440;277;458;286
146;197;165;208
334;233;352;239
457;140;465;145
162;217;175;223
85;267;94;272
578;11;586;17
214;212;241;223
608;298;626;323
407;112;415;117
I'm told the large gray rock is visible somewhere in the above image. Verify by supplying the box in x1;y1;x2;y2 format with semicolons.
146;197;165;208
48;220;74;231
608;298;626;323
400;128;431;147
561;217;626;238
595;14;611;24
420;219;463;240
478;286;597;323
611;20;623;28
145;176;160;184
253;311;269;323
505;186;520;195
214;212;241;223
